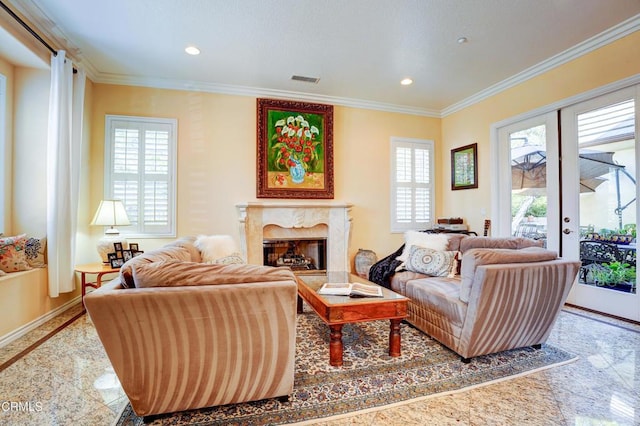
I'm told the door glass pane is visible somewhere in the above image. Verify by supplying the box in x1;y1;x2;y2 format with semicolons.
577;99;636;294
510;125;548;246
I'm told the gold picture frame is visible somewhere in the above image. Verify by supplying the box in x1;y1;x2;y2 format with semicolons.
256;98;334;199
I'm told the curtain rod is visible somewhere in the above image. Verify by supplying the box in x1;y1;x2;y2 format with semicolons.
0;0;77;72
0;0;57;55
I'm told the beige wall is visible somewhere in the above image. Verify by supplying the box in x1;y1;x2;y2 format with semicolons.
89;85;441;260
441;31;640;234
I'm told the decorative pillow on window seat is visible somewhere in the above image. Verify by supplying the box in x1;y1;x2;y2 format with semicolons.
0;234;32;273
405;246;458;278
25;236;47;268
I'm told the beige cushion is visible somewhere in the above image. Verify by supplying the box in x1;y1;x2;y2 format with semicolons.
396;231;450;263
195;235;239;263
119;246;192;288
131;261;295;288
459;236;543;253
405;246;457;277
459;247;558;303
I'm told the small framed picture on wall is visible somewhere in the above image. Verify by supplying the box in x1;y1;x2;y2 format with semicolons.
451;143;478;190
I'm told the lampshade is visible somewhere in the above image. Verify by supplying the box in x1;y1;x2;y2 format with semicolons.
91;200;131;263
90;200;131;229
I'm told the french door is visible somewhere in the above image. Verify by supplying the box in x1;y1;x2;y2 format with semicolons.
495;112;560;253
561;86;639;321
495;86;640;321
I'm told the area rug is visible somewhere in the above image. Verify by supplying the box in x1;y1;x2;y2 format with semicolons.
116;310;577;425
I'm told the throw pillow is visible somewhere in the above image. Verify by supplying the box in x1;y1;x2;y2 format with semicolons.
194;235;239;263
0;234;32;273
405;246;458;278
396;231;450;263
25;236;47;268
204;252;245;265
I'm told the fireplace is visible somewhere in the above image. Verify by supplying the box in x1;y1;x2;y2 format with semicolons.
263;238;327;271
236;202;353;272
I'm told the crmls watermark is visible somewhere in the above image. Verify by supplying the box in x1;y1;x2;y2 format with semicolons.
1;401;43;412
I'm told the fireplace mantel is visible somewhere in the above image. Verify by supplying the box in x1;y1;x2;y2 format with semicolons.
236;202;353;271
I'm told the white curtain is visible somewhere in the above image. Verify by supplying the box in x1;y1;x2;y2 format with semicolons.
47;51;86;297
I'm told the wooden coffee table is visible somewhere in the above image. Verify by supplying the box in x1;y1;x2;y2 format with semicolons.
296;272;408;366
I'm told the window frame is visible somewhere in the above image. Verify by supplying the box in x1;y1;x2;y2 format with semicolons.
104;115;177;238
389;137;435;233
0;73;6;234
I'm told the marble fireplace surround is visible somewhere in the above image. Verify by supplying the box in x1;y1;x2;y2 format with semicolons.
236;202;353;272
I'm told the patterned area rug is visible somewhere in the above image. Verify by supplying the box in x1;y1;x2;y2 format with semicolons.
116;309;577;425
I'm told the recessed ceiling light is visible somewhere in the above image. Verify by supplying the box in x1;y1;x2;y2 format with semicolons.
400;78;413;86
457;37;468;44
185;46;200;55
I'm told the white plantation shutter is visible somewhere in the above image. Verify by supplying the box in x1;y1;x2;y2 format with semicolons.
105;116;177;236
390;138;434;232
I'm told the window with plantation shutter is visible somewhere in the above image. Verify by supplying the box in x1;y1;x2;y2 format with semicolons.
390;138;434;232
105;115;177;237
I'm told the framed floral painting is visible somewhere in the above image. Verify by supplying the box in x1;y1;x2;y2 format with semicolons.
257;98;334;198
451;143;478;190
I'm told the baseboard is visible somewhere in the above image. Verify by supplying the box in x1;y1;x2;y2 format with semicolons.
0;295;82;348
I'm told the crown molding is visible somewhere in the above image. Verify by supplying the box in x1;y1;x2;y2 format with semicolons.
8;0;640;119
93;73;441;117
441;13;640;117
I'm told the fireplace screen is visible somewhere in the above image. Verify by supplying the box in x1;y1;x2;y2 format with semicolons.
263;239;327;272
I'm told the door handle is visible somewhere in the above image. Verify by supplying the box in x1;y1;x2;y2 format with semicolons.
562;228;573;235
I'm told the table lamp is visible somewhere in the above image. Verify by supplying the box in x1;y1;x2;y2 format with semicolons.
90;200;131;263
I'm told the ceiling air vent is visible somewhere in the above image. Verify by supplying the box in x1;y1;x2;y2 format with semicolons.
291;75;320;84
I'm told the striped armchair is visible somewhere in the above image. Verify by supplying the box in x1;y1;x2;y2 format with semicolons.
389;237;580;361
84;238;298;417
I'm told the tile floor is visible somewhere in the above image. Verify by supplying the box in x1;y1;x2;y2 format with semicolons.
0;303;638;426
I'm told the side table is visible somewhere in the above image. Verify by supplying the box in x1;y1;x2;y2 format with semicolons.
75;262;120;301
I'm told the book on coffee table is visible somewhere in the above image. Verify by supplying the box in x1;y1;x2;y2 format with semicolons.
317;282;383;297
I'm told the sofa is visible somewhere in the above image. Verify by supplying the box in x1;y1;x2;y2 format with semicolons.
370;233;581;361
84;236;298;417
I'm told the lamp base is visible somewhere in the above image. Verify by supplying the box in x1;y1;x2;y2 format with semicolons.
96;233;128;263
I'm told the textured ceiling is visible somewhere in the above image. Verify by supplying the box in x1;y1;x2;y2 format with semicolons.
2;0;640;115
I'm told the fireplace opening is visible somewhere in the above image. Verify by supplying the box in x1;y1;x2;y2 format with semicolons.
263;238;327;273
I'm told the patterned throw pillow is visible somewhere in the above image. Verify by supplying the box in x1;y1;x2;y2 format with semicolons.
204;252;245;265
405;246;457;277
0;234;32;273
25;236;47;268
